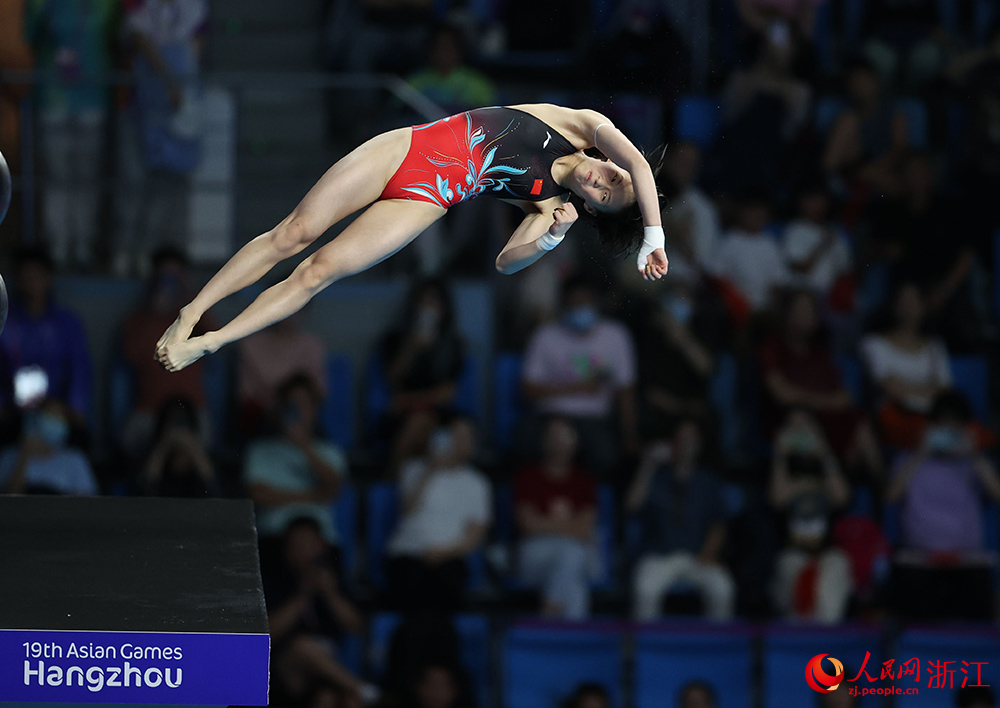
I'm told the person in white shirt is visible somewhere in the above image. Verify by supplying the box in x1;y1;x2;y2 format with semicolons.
386;417;492;613
782;182;853;298
712;192;791;313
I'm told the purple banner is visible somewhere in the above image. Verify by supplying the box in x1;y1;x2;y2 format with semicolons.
0;630;269;705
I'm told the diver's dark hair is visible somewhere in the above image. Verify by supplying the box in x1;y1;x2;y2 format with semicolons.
572;145;669;259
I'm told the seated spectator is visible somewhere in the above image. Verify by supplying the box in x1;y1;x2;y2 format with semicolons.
887;392;1000;554
865;153;980;351
0;247;92;441
710;192;790;327
562;683;611;708
769;410;853;623
761;290;882;481
407;23;496;116
860;0;946;90
639;287;715;439
521;276;638;477
627;422;734;621
385;417;491;614
712;29;811;194
823;58;908;198
399;662;465;708
782;182;853;306
238;309;326;438
860;282;959;450
956;687;996;708
0;398;98;495
264;517;374;708
660;142;721;287
380;278;464;474
120;247;210;460
678;680;717;708
141;398;218;498
244;373;348;549
887;393;998;623
515;417;600;620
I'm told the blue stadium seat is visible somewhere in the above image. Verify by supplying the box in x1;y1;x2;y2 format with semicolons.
835;353;864;405
493;352;525;450
842;0;866;45
634;628;754;708
762;626;882;708
895;628;1000;708
674;95;721;149
331;482;358;588
202;351;230;448
949;355;990;420
995;230;1000;322
896;98;928;148
370;612;492;707
364;482;488;592
503;626;623;708
975;0;998;43
108;353;134;441
812;0;834;70
339;633;363;675
454;355;480;419
320;354;354;450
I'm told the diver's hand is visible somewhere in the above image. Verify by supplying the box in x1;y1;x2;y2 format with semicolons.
641;248;669;281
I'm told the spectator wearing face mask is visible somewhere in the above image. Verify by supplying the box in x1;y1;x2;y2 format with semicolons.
380;278;464;474
120;247;212;460
678;680;718;708
521;275;638;477
0;398;98;495
385;417;491;614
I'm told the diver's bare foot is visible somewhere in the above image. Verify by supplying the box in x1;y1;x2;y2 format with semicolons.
157;335;215;372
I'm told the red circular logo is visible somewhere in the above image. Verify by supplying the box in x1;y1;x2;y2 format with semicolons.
806;654;845;692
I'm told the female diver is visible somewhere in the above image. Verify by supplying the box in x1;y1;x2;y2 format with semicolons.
155;103;669;371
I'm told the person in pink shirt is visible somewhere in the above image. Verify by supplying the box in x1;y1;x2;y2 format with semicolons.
521;276;638;476
238;310;327;436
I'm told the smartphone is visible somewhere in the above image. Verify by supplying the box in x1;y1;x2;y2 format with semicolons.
14;366;48;408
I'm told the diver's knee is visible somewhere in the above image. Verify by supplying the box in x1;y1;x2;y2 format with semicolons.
272;216;316;256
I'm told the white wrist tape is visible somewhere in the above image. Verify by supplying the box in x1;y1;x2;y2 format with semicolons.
636;225;665;270
537;232;565;252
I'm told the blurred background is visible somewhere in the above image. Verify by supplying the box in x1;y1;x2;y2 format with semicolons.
1;0;1000;707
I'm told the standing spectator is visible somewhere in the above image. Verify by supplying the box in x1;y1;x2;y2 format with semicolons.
711;192;790;325
950;24;1000;265
515;417;600;620
712;28;811;195
769;410;853;623
823;58;909;198
887;391;1000;621
243;373;348;548
0;398;97;495
385;417;492;614
627;422;734;621
26;0;117;268
121;0;208;273
120;247;210;460
638;287;716;439
264;517;374;708
141;398;218;498
239;310;327;437
379;278;464;474
760;290;883;481
521;276;638;476
660;142;721;287
678;681;717;708
860;282;953;450
782;182;853;305
0;247;92;436
866;153;979;351
562;683;611;708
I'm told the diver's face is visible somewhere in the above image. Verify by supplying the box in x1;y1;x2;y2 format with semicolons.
573;156;634;215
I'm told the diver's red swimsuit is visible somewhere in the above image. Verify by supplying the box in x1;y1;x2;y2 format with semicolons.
380;106;579;209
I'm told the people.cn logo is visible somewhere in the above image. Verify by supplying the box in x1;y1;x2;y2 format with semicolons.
806;654;845;692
